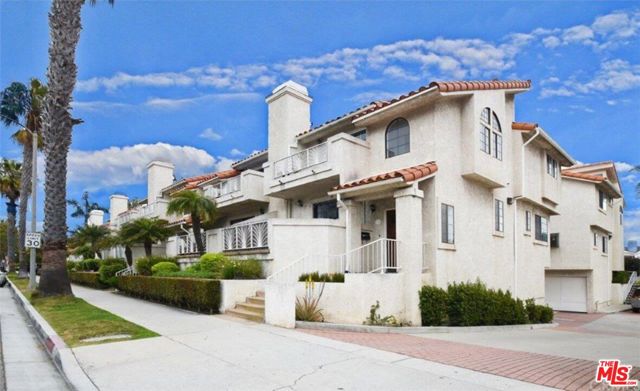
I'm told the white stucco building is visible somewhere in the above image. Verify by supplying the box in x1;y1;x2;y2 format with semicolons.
107;79;626;324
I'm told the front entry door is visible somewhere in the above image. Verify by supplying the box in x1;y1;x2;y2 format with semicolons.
385;210;397;271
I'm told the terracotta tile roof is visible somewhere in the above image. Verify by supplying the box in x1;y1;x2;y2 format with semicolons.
333;162;438;191
567;160;614;169
296;102;382;138
354;80;531;119
561;170;605;182
169;169;240;192
512;122;538;132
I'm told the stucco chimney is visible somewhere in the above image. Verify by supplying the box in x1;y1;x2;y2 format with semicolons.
87;210;104;227
266;80;312;162
109;194;128;220
147;161;174;204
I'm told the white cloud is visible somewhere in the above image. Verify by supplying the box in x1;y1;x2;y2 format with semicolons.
568;104;595;113
624;208;640;243
542;36;561;48
592;10;640;40
66;143;219;189
350;90;404;104
198;128;223;141
540;87;575;98
215;156;235;171
77;71;195;93
229;148;244;157
562;25;595;45
144;92;261;110
615;161;635;173
72;100;133;112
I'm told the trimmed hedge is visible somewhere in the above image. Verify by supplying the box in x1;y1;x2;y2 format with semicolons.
151;261;180;275
98;258;127;287
154;270;217;279
69;272;106;289
223;259;263;280
419;281;553;326
298;272;345;283
135;256;178;276
117;276;221;313
612;270;632;284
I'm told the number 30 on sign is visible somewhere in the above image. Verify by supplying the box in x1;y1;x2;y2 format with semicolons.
25;232;42;249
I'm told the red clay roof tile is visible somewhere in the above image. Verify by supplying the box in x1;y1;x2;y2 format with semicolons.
333;162;438;191
512;122;538;131
561;170;605;182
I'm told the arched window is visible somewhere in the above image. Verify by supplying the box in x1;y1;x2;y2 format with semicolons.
385;118;410;158
479;108;502;161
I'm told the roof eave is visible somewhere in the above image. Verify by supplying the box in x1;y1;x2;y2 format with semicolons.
352;86;439;124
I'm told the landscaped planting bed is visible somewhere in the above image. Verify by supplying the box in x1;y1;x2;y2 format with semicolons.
117;275;221;314
69;271;107;289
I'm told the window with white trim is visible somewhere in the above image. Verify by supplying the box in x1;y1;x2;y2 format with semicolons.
598;190;607;210
441;203;455;244
601;235;608;254
593;232;598;247
525;210;532;232
385;118;410;158
480;108;502;160
535;214;548;242
546;154;558;178
351;129;367;141
495;199;504;232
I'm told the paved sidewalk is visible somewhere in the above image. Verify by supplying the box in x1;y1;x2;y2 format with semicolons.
0;286;68;391
71;285;551;390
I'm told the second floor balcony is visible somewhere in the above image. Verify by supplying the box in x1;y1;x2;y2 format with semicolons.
113;199;169;227
265;133;370;198
202;170;268;211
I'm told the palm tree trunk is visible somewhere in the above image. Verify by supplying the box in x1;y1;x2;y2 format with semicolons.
144;240;152;257
38;0;83;297
125;245;132;266
18;140;33;278
191;214;205;254
5;202;17;271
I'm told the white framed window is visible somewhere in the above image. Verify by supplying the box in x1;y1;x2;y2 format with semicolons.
535;215;548;242
441;203;455;244
480;108;502;160
593;232;598;247
495;199;504;232
601;235;608;254
385;118;410;158
525;210;532;232
598;190;607;210
546;154;558;178
351;129;367;141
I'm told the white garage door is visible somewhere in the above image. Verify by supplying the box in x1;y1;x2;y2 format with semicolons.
545;276;588;312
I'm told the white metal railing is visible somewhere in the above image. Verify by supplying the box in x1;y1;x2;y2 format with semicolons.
273;142;328;178
204;176;241;199
623;271;638;304
267;254;346;284
115;202;159;225
341;238;399;273
222;220;268;251
115;266;137;277
177;233;207;255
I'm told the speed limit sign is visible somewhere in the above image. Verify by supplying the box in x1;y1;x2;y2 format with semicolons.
25;232;42;249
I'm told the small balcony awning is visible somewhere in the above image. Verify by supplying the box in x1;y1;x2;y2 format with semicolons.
329;161;438;197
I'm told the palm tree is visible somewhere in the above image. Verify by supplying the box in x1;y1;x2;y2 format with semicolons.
1;79;47;277
67;191;109;225
69;224;111;259
119;218;171;257
38;0;113;296
0;159;21;271
167;190;217;254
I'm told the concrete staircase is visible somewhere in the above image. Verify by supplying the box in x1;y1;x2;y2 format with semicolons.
226;291;265;322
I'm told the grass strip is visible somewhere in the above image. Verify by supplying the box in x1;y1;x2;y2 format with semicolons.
8;274;158;347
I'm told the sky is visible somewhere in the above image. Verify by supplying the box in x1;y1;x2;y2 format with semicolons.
0;1;639;243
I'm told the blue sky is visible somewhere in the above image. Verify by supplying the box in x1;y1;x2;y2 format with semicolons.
0;1;639;243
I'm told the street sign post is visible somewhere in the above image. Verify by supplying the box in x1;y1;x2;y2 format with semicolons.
25;232;42;249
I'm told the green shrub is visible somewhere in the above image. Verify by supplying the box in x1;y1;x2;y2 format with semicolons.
154;270;217;279
66;262;77;272
222;259;263;280
117;276;221;313
193;252;229;275
69;272;106;289
298;272;345;283
612;270;632;284
446;281;528;326
418;285;448;326
363;301;399;326
98;258;127;287
76;259;100;272
135;256;178;276
525;299;554;324
151;262;180;275
539;305;554;323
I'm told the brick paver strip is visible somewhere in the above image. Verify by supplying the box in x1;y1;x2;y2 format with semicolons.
302;329;639;391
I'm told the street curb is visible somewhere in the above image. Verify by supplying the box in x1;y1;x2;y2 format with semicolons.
296;321;559;334
8;281;99;391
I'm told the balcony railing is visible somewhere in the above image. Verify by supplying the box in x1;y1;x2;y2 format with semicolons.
273;142;328;178
177;233;207;255
115;202;157;225
222;220;268;251
204;176;241;199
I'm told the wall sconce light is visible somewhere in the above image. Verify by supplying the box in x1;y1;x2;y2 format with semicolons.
297;200;304;207
369;204;376;213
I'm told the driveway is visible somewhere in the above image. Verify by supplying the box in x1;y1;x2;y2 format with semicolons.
71;285;549;391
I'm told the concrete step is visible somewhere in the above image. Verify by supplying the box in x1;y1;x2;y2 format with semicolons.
246;296;265;305
256;290;265;298
226;308;264;322
236;302;264;315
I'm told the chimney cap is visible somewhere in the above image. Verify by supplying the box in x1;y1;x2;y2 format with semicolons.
110;194;129;200
271;80;308;95
146;161;175;170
